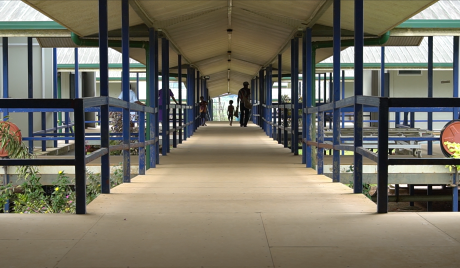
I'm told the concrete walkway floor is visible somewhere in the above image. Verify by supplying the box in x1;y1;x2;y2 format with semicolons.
2;121;460;268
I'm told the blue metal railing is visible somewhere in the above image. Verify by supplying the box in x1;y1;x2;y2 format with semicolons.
0;97;195;214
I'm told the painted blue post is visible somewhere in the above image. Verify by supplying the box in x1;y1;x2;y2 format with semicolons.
178;55;183;143
153;30;160;165
99;0;110;193
267;66;273;138
353;0;364;193
74;99;87;214
161;38;169;155
428;36;433;155
75;48;79;98
196;70;199;131
254;76;258;124
27;37;33;154
2;37;9;212
453;167;458;212
305;28;313;168
381;46;385;97
186;66;193;138
251;80;255;123
454;36;459;120
292;37;299;155
2;37;8;120
317;111;324;174
332;0;341;182
121;0;131;183
278;55;283;145
341;70;345;129
259;69;265;129
377;98;389;213
53;48;58;148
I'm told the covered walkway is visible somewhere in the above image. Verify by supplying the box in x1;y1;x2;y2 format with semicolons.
2;122;460;267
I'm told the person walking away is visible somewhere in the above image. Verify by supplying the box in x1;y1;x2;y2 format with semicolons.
237;81;251;127
227;100;235;126
199;96;208;126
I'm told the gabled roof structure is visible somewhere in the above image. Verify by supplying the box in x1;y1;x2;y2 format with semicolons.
20;0;436;97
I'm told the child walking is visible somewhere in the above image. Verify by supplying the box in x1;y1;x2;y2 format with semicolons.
227;100;235;126
199;96;208;126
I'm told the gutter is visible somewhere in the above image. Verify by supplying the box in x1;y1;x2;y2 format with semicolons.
313;31;390;50
70;32;148;49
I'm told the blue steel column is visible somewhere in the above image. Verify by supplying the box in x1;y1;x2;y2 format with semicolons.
99;0;110;193
341;70;345;129
146;28;158;168
292;37;299;155
2;37;8;120
161;38;170;155
27;37;33;154
353;0;364;193
254;76;258;124
278;54;283;145
332;0;341;182
301;34;306;163
453;167;458;211
377;98;389;213
153;30;160;164
121;0;131;182
75;99;86;214
305;28;312;168
186;66;193;138
267;66;273;137
53;48;58;148
454;36;459;120
75;48;79;98
290;39;294;151
178;55;183;143
259;69;265;129
428;36;433;155
381;47;385;97
251;79;255;123
195;71;199;131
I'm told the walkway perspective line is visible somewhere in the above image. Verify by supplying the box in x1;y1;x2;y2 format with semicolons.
2;122;460;267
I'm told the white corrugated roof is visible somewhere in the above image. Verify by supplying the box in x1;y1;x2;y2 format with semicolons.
320;36;455;65
411;0;460;19
0;0;50;21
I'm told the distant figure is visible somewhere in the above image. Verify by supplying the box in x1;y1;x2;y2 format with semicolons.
158;88;178;122
199;96;208;126
116;84;145;125
227;100;235;126
237;81;251;127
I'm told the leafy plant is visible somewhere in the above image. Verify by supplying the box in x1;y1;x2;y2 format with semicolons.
444;141;460;171
49;171;75;213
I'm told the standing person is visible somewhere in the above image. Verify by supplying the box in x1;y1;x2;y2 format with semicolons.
237;81;251;127
116;84;145;125
158;88;178;123
227;100;235;126
199;96;208;126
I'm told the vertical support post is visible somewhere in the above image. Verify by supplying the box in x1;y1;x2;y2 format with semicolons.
99;0;110;192
178;55;183;144
27;37;33;154
341;70;345;129
2;37;8;120
53;48;58;148
454;37;459;120
267;66;273;138
292;37;299;155
332;0;341;182
196;71;199;131
427;185;432;211
453;167;458;212
377;97;389;213
74;48;79;98
317;111;324;174
161;38;170;156
305;28;313;168
153;30;160;165
75;99;86;214
259;69;265;129
251;79;255;123
428;36;433;155
186;66;193;138
290;39;295;152
121;0;131;183
380;46;385;98
353;0;364;193
146;28;158;168
278;54;283;145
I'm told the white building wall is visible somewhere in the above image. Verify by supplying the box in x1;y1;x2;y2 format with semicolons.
0;37;54;148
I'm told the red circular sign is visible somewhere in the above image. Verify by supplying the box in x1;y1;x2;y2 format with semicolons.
0;121;22;157
440;120;460;157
